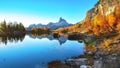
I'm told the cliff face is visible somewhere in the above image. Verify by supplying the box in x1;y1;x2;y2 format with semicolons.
80;0;120;35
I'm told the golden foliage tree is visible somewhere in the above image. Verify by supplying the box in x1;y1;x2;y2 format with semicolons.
106;13;116;27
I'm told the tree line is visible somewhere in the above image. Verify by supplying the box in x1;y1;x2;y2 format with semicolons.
0;20;26;36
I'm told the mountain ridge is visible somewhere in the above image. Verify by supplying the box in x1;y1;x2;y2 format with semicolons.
28;17;72;30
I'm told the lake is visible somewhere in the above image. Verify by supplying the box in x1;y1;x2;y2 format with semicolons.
0;34;84;68
0;34;119;68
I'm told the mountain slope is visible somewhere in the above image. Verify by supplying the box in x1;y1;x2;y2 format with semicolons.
55;0;120;36
79;0;120;35
28;17;72;30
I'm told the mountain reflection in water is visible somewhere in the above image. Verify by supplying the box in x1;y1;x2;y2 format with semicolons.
28;33;69;45
0;33;119;68
0;33;70;45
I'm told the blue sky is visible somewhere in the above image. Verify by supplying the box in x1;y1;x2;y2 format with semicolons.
0;0;98;27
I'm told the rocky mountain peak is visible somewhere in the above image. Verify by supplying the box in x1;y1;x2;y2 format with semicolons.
59;17;67;23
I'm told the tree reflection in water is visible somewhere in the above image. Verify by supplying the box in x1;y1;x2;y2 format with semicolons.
0;34;25;45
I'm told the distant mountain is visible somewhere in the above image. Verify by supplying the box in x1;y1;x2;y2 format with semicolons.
28;17;72;30
28;23;44;30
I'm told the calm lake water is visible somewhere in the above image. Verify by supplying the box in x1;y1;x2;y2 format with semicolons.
0;35;84;68
0;34;119;68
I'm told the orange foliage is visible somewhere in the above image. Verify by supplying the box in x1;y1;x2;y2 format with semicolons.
94;14;106;27
92;6;120;35
115;7;120;30
115;7;120;16
106;13;116;27
115;7;120;22
117;21;120;30
93;14;107;35
93;25;100;36
93;7;120;35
